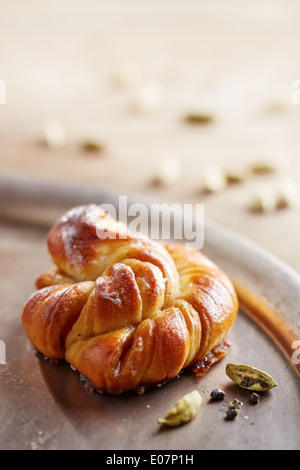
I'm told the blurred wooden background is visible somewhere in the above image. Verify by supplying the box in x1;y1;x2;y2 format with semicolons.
1;0;300;272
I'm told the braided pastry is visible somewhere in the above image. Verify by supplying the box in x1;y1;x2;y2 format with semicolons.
22;204;239;394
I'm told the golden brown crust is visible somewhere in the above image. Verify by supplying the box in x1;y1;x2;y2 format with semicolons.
22;204;239;393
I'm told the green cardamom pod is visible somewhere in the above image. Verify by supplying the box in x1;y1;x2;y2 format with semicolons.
158;390;202;427
226;363;277;392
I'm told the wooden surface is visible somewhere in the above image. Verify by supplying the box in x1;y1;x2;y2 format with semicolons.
1;0;300;272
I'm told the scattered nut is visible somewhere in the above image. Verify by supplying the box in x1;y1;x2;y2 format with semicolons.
249;160;278;175
43;119;66;150
132;81;165;113
183;113;214;125
81;139;104;154
203;166;227;193
276;178;300;209
157;390;202;427
153;155;181;187
249;186;278;213
225;169;248;184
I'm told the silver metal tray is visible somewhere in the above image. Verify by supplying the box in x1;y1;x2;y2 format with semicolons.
0;177;299;450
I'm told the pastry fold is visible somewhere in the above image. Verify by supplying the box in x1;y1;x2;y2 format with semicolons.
22;204;238;394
